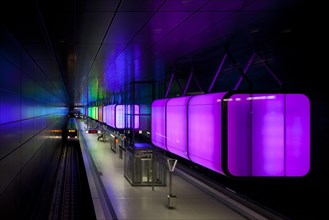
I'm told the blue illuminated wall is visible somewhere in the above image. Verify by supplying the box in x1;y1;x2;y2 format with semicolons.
0;26;68;217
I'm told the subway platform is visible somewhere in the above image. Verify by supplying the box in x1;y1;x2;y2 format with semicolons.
77;119;283;220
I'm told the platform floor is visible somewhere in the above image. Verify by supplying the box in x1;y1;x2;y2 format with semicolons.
77;120;272;220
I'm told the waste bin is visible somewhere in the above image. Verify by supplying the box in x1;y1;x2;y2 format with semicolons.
167;194;177;208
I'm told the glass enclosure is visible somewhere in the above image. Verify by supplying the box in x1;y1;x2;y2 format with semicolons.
124;143;166;186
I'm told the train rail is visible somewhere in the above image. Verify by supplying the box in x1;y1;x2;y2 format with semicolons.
49;142;96;220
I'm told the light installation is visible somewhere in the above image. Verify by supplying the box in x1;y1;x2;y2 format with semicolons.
188;93;226;174
98;106;103;122
103;105;107;124
151;99;169;150
151;92;310;177
107;104;116;128
115;105;140;129
166;97;190;159
94;104;140;129
87;104;140;129
224;93;310;177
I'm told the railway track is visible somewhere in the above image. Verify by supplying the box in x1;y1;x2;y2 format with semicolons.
49;143;96;220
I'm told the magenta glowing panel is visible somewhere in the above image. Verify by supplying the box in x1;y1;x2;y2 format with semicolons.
105;104;116;127
285;94;310;176
107;105;113;126
110;104;116;128
103;106;107;124
115;105;140;129
104;105;108;124
151;99;169;150
116;105;125;128
227;94;310;177
104;105;108;125
225;94;251;176
188;93;226;174
166;96;191;159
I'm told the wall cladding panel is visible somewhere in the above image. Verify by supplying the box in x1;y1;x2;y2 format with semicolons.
0;56;21;93
0;90;21;124
0;147;20;194
0;22;68;217
20;97;34;120
21;74;35;101
20;118;34;144
0;29;21;67
20;140;35;170
0;122;21;159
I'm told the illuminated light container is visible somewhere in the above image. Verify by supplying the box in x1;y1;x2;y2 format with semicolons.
151;92;310;178
127;105;140;129
90;107;93;119
116;105;124;128
88;107;92;118
151;99;169;150
115;105;140;129
285;95;310;176
98;106;103;122
188;93;226;174
91;106;96;119
103;106;107;124
166;96;191;160
95;107;98;120
108;105;116;127
103;104;139;129
224;93;310;177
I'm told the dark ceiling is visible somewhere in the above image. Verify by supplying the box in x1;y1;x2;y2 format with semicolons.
1;0;305;108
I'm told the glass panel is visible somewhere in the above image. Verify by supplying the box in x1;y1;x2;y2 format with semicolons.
166;97;190;159
115;105;140;129
188;92;226;174
227;93;310;177
227;94;252;176
285;94;310;176
151;99;169;150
